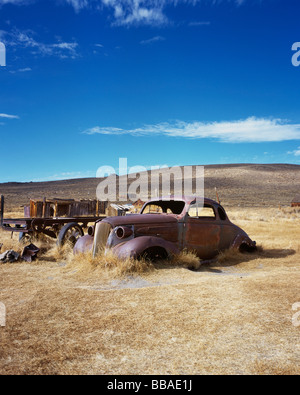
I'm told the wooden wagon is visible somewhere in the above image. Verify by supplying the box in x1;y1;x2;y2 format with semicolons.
0;195;107;247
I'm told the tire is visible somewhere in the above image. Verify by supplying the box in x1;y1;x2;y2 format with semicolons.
57;222;84;248
142;247;168;261
239;243;257;253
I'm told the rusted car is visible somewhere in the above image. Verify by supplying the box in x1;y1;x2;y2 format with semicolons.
74;196;256;261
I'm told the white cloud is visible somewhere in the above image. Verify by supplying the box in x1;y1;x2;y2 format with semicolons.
65;0;247;26
188;21;211;26
0;113;19;119
288;147;300;157
102;0;248;26
9;67;32;73
52;42;78;51
0;0;29;5
0;1;254;27
17;67;31;72
31;170;95;182
114;4;123;18
83;117;300;143
51;42;79;58
140;36;165;45
1;30;79;59
84;126;124;135
64;0;89;13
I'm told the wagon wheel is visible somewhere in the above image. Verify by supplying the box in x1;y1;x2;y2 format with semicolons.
19;232;32;244
57;223;84;248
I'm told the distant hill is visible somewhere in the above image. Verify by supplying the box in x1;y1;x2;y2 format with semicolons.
0;164;299;211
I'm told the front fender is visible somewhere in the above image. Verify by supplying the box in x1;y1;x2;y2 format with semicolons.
73;235;93;255
110;236;180;259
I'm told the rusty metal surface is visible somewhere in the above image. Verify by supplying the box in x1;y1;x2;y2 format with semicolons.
79;197;256;260
73;235;93;255
112;236;180;259
21;244;40;263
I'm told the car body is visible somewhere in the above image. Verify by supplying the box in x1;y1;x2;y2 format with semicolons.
74;196;256;260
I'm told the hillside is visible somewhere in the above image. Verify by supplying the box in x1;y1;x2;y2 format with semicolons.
0;163;299;212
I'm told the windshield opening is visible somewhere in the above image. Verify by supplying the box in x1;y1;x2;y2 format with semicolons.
141;200;185;215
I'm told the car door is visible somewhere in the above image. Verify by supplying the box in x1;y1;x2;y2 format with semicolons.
183;202;221;259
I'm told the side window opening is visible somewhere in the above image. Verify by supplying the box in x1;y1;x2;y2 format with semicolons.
188;203;216;219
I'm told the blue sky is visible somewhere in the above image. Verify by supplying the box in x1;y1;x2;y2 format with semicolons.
0;0;300;182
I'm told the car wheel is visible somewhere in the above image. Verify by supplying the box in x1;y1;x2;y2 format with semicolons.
142;247;168;261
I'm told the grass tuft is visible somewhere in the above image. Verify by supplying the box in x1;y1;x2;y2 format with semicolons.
67;249;154;278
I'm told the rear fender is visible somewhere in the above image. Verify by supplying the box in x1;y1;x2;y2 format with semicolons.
231;234;257;252
111;236;180;259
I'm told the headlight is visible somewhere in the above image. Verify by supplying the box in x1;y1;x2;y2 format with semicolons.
88;226;95;237
115;226;133;239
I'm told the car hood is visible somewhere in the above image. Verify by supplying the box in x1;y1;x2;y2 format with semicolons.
102;214;178;227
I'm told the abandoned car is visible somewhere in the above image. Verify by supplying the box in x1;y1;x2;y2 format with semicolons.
73;196;257;261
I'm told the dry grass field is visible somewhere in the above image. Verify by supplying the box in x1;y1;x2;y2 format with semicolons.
0;164;300;375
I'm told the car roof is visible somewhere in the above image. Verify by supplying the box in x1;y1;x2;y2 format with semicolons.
144;196;219;206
